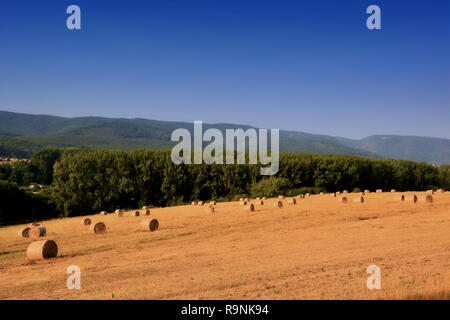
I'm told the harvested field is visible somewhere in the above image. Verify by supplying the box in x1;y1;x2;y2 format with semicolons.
0;192;449;300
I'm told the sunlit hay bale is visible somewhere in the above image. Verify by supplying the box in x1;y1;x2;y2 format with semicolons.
101;211;108;215
343;190;348;194
274;200;283;208
240;200;247;205
436;189;444;193
376;189;383;193
114;209;121;215
339;197;348;203
256;200;264;205
336;191;341;196
278;195;285;199
142;206;148;210
262;197;266;200
406;195;418;203
353;196;364;203
364;190;370;194
391;189;396;192
319;192;324;195
191;201;197;205
330;193;336;198
426;190;434;195
244;204;255;212
305;193;310;197
204;206;215;214
239;198;243;201
421;195;433;203
395;195;405;201
89;222;106;234
29;226;46;239
140;218;159;232
288;198;297;205
134;211;140;217
256;197;261;201
81;218;91;226
19;227;31;238
144;209;150;216
26;240;58;260
116;210;124;217
198;201;204;206
296;194;305;199
209;201;216;206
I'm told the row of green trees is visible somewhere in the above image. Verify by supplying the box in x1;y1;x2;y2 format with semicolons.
51;149;449;217
1;148;448;224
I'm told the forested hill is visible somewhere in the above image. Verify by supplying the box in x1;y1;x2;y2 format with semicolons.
1;110;449;164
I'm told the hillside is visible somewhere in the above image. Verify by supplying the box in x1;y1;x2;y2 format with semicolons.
1;110;449;163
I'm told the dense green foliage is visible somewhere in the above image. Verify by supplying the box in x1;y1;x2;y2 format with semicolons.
1;147;448;224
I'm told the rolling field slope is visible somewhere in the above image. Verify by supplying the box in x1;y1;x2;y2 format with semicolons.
0;192;449;300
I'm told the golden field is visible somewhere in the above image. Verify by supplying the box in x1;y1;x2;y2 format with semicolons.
0;191;449;300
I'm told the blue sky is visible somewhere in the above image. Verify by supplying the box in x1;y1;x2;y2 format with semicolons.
0;0;449;139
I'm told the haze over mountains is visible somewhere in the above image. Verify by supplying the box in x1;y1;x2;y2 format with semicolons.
0;110;449;164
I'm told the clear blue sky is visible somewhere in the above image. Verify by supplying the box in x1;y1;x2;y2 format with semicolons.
0;0;449;139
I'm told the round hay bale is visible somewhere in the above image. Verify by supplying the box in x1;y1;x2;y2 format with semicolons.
29;226;46;239
274;200;283;208
278;195;285;200
244;204;255;212
89;222;106;234
376;189;383;193
26;240;58;260
239;198;244;201
198;201;204;206
101;211;108;215
422;195;433;203
134;211;140;217
191;201;197;205
256;200;264;205
204;206;215;214
353;196;364;203
426;190;434;195
343;190;348;194
81;218;91;226
114;209;121;214
262;197;266;200
116;210;124;217
364;190;370;194
436;188;444;193
142;206;148;210
391;189;396;193
319;192;324;195
19;227;30;238
407;195;418;203
305;193;310;197
209;201;216;206
144;209;150;216
140;218;159;232
240;200;247;205
256;197;260;201
339;197;348;203
331;193;336;197
336;191;341;196
288;198;297;205
395;195;405;201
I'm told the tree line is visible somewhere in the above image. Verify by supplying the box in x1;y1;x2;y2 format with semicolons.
0;148;448;224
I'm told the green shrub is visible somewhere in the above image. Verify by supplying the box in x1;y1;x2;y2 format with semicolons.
250;177;291;198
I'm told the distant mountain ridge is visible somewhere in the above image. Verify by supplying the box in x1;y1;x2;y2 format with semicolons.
0;110;449;164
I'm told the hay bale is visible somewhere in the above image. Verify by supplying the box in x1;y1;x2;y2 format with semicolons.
116;210;124;217
278;195;285;199
353;196;364;203
436;189;444;193
288;198;296;205
305;193;310;197
100;211;108;215
343;190;348;194
240;200;247;205
26;240;58;260
144;209;150;216
244;204;255;212
262;197;266;200
81;218;91;226
29;222;40;227
296;194;305;199
336;191;341;196
256;197;260;201
391;189;396;193
407;195;418;203
331;193;336;197
209;201;216;206
426;190;434;195
319;192;324;195
395;195;405;201
19;227;30;238
239;198;244;201
256;200;264;205
134;211;140;217
376;189;382;193
244;198;249;202
422;195;433;203
89;222;106;234
29;226;46;239
198;201;204;206
114;209;121;214
140;218;159;232
142;206;148;210
364;190;370;194
339;197;348;203
274;200;283;208
191;201;197;205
